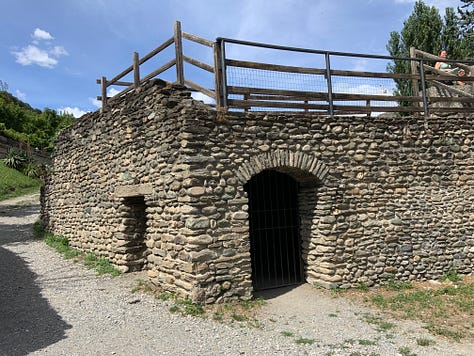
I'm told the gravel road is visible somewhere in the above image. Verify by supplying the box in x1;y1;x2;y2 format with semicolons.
1;195;473;356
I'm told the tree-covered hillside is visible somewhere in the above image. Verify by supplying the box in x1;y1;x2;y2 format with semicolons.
0;90;75;151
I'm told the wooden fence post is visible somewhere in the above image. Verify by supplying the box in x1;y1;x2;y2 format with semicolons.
174;21;184;85
101;76;107;112
410;47;420;111
213;40;224;109
133;52;140;89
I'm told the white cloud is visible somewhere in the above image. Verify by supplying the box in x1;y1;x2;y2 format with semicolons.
13;45;58;68
58;106;89;118
393;0;459;10
90;97;102;108
108;88;122;96
12;29;68;68
51;46;68;56
15;89;26;100
90;87;123;108
352;58;369;72
191;92;215;104
32;28;54;41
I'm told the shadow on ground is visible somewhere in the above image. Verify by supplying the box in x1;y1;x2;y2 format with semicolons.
0;204;71;356
254;284;301;300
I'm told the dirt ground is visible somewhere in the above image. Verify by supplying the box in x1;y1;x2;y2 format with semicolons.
1;194;474;355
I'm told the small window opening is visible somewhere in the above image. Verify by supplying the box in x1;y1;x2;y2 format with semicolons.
122;196;147;271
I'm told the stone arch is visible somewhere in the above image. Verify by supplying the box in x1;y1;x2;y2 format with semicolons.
234;149;329;185
234;150;339;292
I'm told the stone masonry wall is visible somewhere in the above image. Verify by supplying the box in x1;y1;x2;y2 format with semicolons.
42;79;474;304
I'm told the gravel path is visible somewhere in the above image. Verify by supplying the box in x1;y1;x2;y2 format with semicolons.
1;195;473;356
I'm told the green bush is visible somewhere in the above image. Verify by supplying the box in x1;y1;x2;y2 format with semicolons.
2;148;27;170
22;161;40;178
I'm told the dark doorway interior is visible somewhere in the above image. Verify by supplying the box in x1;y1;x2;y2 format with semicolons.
244;170;303;291
122;196;147;271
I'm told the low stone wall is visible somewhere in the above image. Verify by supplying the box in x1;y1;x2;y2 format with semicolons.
42;79;474;304
0;135;51;165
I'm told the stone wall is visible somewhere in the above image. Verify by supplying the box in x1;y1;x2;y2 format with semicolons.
0;134;51;164
42;79;474;304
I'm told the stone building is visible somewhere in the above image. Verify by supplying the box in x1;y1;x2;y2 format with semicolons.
41;79;474;304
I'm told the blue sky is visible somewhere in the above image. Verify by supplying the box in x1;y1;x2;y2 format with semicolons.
0;0;461;117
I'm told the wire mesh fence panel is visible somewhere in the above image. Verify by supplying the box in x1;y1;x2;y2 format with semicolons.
97;22;474;116
227;67;327;92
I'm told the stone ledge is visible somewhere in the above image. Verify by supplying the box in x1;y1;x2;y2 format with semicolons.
115;184;153;197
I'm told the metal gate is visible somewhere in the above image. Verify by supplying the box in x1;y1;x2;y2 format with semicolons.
244;170;303;291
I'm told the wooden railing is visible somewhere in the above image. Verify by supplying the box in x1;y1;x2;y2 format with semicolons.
97;22;220;110
98;22;474;117
410;47;474;112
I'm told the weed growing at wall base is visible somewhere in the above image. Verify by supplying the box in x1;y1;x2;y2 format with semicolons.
131;279;266;327
35;222;121;277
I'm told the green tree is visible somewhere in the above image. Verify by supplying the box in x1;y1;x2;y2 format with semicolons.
386;0;443;105
386;0;469;105
0;80;8;92
457;0;474;58
441;7;464;59
458;0;474;31
0;90;75;150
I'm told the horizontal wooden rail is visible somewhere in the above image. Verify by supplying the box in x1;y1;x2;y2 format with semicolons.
183;55;214;73
184;79;216;99
429;96;474;103
226;59;326;75
96;79;133;87
414;48;473;72
140;59;176;83
333;105;423;113
182;32;214;47
139;37;174;65
107;65;134;87
228;99;330;110
228;86;328;99
229;86;424;103
226;59;417;80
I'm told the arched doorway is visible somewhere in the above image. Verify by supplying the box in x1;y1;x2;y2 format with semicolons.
244;170;304;291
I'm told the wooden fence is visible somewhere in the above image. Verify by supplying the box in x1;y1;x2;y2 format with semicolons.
98;21;474;117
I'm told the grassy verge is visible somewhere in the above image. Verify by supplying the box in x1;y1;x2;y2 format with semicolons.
0;161;41;200
35;222;121;277
132;279;265;327
337;274;474;342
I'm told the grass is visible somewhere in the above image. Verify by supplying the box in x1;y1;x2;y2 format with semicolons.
36;224;121;277
132;279;266;327
398;346;416;356
361;313;395;333
83;253;122;276
416;337;435;346
169;298;205;317
339;276;474;342
295;337;315;345
0;161;41;200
